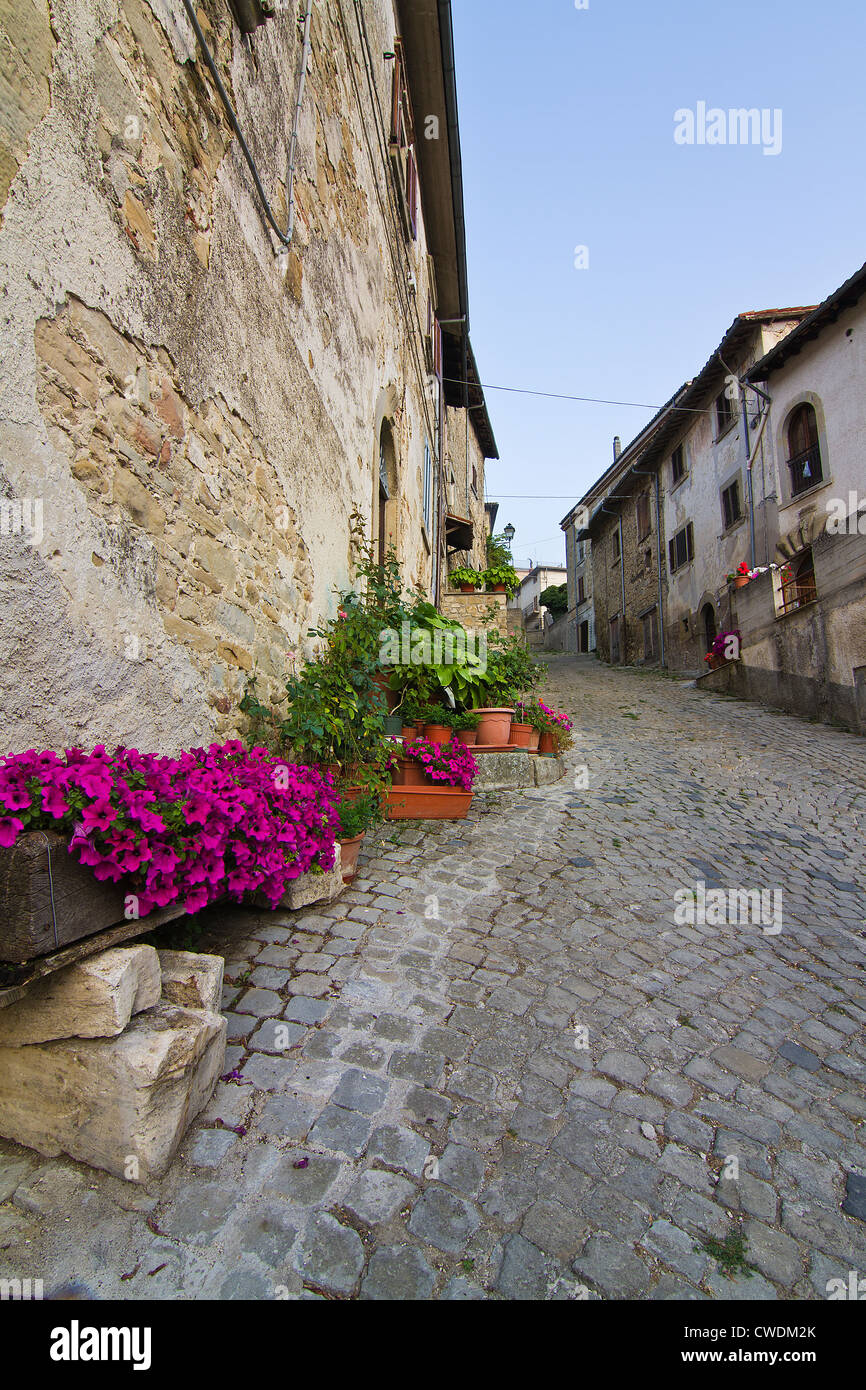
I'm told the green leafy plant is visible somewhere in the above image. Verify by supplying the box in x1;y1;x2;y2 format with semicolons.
420;703;457;728
452;709;480;731
487;532;515;567
336;793;379;839
449;566;482;589
700;1230;754;1280
483;562;519;597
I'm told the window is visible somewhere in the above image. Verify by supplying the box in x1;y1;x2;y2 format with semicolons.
715;387;737;438
721;479;742;530
577;575;586;603
611;528;621;563
642;608;659;662
668;522;694;573
636;491;652;541
671;444;686;484
576;539;585;562
422;439;432;533
776;547;818;615
786;403;823;496
644;547;652;571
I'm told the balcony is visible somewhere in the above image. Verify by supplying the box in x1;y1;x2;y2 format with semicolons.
788;443;823;496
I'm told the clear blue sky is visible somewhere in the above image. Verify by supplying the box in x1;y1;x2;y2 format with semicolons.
451;0;866;569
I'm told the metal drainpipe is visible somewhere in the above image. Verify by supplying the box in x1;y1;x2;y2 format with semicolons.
287;0;313;243
632;466;666;669
739;381;758;569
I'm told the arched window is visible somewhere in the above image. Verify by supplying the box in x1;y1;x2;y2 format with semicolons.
786;404;822;496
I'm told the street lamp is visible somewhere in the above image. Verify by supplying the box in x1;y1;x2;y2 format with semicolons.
503;522;515;555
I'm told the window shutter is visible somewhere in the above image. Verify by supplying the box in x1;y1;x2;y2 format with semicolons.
687;523;694;561
669;537;676;572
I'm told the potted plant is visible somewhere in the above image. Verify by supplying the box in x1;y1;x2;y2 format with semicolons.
453;710;480;746
483;561;519;597
536;702;574;757
734;561;751;589
449;566;483;595
336;793;377;884
420;703;455;746
467;633;544;745
510;701;534;748
709;629;741;665
386;739;478;820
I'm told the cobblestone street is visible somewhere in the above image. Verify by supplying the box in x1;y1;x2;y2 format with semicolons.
2;656;865;1301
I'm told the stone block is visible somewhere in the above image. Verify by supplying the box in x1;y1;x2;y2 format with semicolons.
0;1002;226;1181
257;850;343;912
158;949;224;1012
0;945;161;1046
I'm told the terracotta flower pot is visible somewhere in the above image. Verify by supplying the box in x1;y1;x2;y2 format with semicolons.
528;729;540;751
489;583;507;594
338;832;365;884
456;729;478;747
459;583;476;594
538;731;556;757
735;574;750;589
475;707;515;745
400;725;415;742
413;720;426;736
509;721;532;748
341;784;364;804
706;654;724;671
394;758;427;787
386;786;473;820
424;724;451;746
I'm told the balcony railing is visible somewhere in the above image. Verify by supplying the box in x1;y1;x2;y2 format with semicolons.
776;567;818;616
787;444;823;496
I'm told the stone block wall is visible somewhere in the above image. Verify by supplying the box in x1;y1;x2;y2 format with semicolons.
0;0;447;751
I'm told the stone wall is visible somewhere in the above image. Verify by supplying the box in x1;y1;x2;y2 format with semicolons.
438;590;507;633
0;0;448;751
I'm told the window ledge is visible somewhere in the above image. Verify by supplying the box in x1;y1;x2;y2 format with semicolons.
775;597;820;620
784;475;833;507
720;516;746;538
670;473;689;493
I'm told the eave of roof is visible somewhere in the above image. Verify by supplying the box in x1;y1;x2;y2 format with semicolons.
746;262;866;381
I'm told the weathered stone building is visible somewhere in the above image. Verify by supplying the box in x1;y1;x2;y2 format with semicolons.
570;312;812;670
703;262;866;731
0;0;496;752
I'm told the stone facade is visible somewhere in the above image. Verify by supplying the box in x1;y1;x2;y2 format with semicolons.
0;0;496;752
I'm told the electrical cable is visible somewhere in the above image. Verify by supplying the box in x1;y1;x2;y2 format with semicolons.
180;0;290;247
443;376;709;414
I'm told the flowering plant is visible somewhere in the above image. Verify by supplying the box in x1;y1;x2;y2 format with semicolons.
400;737;478;792
0;742;339;916
710;629;741;659
531;701;574;753
737;561;750;576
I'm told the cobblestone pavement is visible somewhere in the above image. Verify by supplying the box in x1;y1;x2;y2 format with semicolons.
2;655;865;1300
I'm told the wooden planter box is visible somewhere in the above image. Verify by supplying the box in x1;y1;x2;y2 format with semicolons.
385;787;473;820
0;830;131;964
